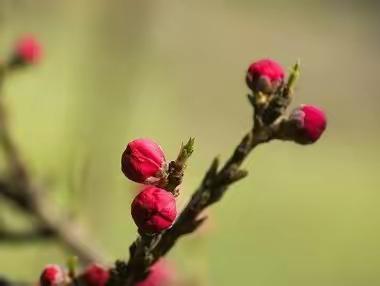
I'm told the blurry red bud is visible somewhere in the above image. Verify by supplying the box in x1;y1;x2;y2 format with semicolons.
40;264;65;286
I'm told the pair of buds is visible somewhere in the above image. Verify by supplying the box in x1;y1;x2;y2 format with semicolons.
246;59;327;144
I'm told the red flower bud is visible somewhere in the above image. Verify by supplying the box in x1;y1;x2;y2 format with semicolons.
289;105;327;144
246;59;284;93
136;259;176;286
81;263;110;286
40;265;65;286
131;186;176;234
121;139;167;185
14;36;42;65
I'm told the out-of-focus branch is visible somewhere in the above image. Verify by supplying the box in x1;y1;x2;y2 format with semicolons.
0;66;107;265
0;226;54;243
0;276;31;286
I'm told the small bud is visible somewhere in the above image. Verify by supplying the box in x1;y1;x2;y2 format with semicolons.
246;59;284;94
12;36;42;66
136;259;177;286
121;139;167;185
289;105;327;144
40;265;65;286
131;186;176;234
81;264;110;286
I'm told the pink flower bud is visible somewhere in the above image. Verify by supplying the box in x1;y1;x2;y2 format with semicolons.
121;139;167;185
246;59;284;93
14;36;42;65
131;186;176;234
289;105;327;144
40;265;65;286
81;263;110;286
136;259;177;286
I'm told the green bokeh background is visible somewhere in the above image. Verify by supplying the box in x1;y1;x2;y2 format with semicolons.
0;0;379;285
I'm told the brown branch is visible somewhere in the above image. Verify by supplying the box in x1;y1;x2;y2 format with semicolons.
110;109;284;285
112;122;277;285
110;62;301;286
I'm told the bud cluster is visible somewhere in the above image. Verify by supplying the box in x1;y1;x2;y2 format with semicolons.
39;263;109;286
246;58;327;144
39;260;176;286
121;138;189;234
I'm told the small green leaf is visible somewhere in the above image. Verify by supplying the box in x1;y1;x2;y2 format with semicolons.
286;59;301;94
177;137;195;163
67;256;78;278
183;137;195;157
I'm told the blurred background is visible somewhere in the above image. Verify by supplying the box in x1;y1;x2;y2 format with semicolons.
0;0;379;285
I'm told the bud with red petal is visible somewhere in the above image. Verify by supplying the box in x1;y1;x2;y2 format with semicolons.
288;105;327;144
246;59;284;94
40;264;65;286
81;263;110;286
121;139;167;185
136;259;177;286
12;36;42;66
131;186;176;234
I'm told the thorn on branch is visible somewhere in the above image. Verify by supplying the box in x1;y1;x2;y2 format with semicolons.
228;169;249;184
202;157;219;188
